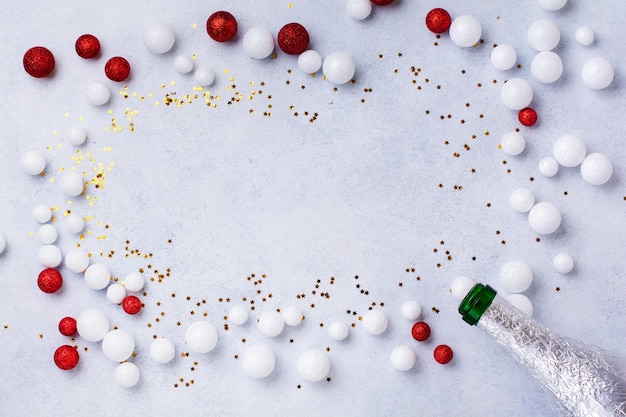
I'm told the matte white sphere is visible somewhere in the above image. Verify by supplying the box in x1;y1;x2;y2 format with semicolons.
0;233;5;255
401;301;422;321
282;305;303;326
257;311;285;337
531;51;563;83
38;244;62;268
243;27;275;59
194;67;215;86
37;224;58;244
64;248;90;273
362;309;388;335
143;23;175;54
65;212;85;234
500;260;533;293
123;272;144;292
553;252;575;274
174;55;194;74
538;157;559;177
59;172;84;197
449;15;482;48
328;321;349;341
323;51;356;85
501;131;526;156
390;345;417;371
346;0;372;20
106;283;126;304
450;276;475;300
297;349;330;382
242;346;275;378
506;294;534;317
553;135;586;167
509;188;535;213
528;202;561;234
21;150;46;175
150;338;176;364
102;329;135;362
32;204;52;223
537;0;567;11
84;263;111;290
575;26;595;46
580;153;613;185
68;127;87;146
501;78;533;110
185;321;218;353
114;362;140;388
490;44;517;71
581;57;614;89
86;81;111;106
77;308;110;342
528;19;560;51
298;50;323;74
228;305;249;325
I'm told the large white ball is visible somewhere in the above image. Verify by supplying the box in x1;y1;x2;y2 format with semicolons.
449;15;482;48
390;345;417;371
580;153;613;185
581;57;614;90
506;294;534;317
84;263;111;290
257;311;285;337
144;23;175;54
528;202;561;235
531;51;563;83
59;172;85;197
500;261;533;293
114;362;140;388
501;78;533;110
243;27;275;59
450;276;475;300
298;50;323;74
323;51;356;85
553;252;575;274
106;283;126;304
102;329;135;362
538;157;559;177
150;338;176;364
123;272;144;292
77;308;109;342
64;248;90;273
553;135;586;167
228;305;249;325
490;44;517;71
86;81;111;106
297;349;330;382
362;309;388;335
509;188;535;213
37;224;57;245
501;131;526;156
185;321;218;353
527;19;560;51
20;150;46;175
38;244;62;268
537;0;567;11
346;0;372;20
65;212;85;234
401;301;422;321
328;321;349;341
282;305;303;326
242;346;275;378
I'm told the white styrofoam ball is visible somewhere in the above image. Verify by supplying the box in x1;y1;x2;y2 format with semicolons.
449;15;482;48
490;44;517;71
297;349;330;382
228;305;249;325
143;23;175;54
242;27;275;59
553;252;575;274
580;153;613;185
150;337;176;363
102;329;135;362
553;135;586;167
68;127;87;146
185;321;218;353
346;0;372;20
537;0;567;11
450;276;475;300
59;171;85;197
500;260;533;293
123;272;144;292
64;248;90;273
401;301;422;321
539;157;559;177
174;55;194;74
37;223;58;244
362;309;388;335
0;232;5;255
32;204;52;223
575;26;595;46
21;150;46;175
298;50;322;74
38;244;62;268
86;81;111;106
390;345;417;371
501;131;526;156
531;51;563;83
84;263;111;290
506;294;534;317
282;305;303;326
77;308;110;342
106;283;126;304
501;78;533;110
323;51;356;85
194;67;215;86
65;212;85;234
528;202;561;235
242;346;275;378
114;362;140;388
328;321;349;341
257;311;285;337
509;188;535;213
581;57;614;89
527;19;560;51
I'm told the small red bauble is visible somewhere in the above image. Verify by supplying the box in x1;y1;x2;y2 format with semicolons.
434;344;454;364
426;8;452;34
518;107;538;126
75;34;101;59
277;23;310;55
105;56;131;82
371;0;395;5
207;11;238;42
54;345;79;370
38;268;63;293
411;321;431;341
122;295;142;315
23;46;55;78
58;317;77;336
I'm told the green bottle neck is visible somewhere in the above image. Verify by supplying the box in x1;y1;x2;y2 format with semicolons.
458;283;497;325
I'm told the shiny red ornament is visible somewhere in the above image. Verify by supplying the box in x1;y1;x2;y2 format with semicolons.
105;56;131;82
38;268;63;293
122;295;142;315
411;321;431;341
371;0;395;5
518;107;538;126
277;23;310;55
434;344;454;364
75;34;101;59
207;11;238;42
54;345;80;370
426;8;452;34
23;46;55;78
58;317;77;336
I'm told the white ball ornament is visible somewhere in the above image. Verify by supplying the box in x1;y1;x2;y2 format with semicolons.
490;44;517;71
84;263;111;290
242;27;275;59
501;78;533;111
123;272;144;292
401;301;422;321
362;309;388;335
528;202;561;235
506;294;534;317
450;276;475;300
38;244;62;268
32;204;52;223
297;349;330;382
580;153;613;185
106;283;126;304
553;135;586;167
449;15;482;48
174;55;194;74
537;0;567;11
21;150;46;175
59;172;85;197
501;131;526;156
390;345;417;371
581;57;614;90
575;26;595;46
242;346;276;378
0;233;5;255
257;311;285;337
65;212;85;234
282;305;303;327
531;51;563;84
144;23;175;54
64;248;90;273
228;305;249;325
68;127;87;146
328;321;349;341
323;51;356;85
150;338;176;364
298;50;323;74
346;0;372;21
102;329;135;362
194;67;215;86
538;157;559;177
500;260;533;293
185;321;218;353
528;19;560;51
37;224;58;244
114;362;140;388
509;188;535;213
553;252;575;274
85;81;111;106
77;308;110;342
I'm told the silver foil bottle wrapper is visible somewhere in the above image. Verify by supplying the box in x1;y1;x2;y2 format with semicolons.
478;296;626;417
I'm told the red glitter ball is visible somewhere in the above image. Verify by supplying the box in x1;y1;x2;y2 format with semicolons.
105;56;131;82
23;46;55;78
58;317;77;336
207;11;238;42
122;295;142;315
434;344;454;364
75;34;101;59
38;268;63;293
54;345;79;370
371;0;395;5
277;23;310;55
411;321;431;341
426;8;452;34
518;107;538;126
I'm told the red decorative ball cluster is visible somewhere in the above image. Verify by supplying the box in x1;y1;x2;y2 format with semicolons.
371;0;395;5
433;344;454;364
277;23;310;55
425;8;452;34
207;11;238;42
38;268;63;293
411;321;431;341
105;56;131;82
75;34;101;59
122;295;142;315
58;317;77;336
23;46;55;78
54;345;80;370
518;107;538;126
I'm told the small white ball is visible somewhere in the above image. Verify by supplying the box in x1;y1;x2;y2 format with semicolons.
346;0;372;20
553;252;575;274
38;244;62;268
59;172;85;197
509;188;535;213
328;321;349;341
150;338;176;364
282;305;303;326
580;153;613;185
37;224;58;244
538;157;559;177
500;260;533;293
85;81;111;106
144;23;175;54
390;345;417;371
362;309;388;335
581;57;614;90
102;329;135;362
174;55;194;74
490;45;517;71
449;15;482;48
228;305;249;325
242;27;275;59
323;51;356;85
401;301;422;321
194;67;215;86
506;294;534;317
114;362;140;388
68;127;87;146
297;349;330;382
528;19;560;51
84;263;111;290
553;135;586;167
537;0;567;11
185;321;218;353
123;272;144;292
20;150;46;175
32;204;52;223
501;131;526;156
450;276;475;300
257;311;285;337
0;233;5;255
528;202;561;235
76;308;110;342
64;248;90;273
575;26;595;46
106;283;126;304
65;213;85;234
242;346;275;378
501;78;533;111
531;51;563;84
298;50;323;74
